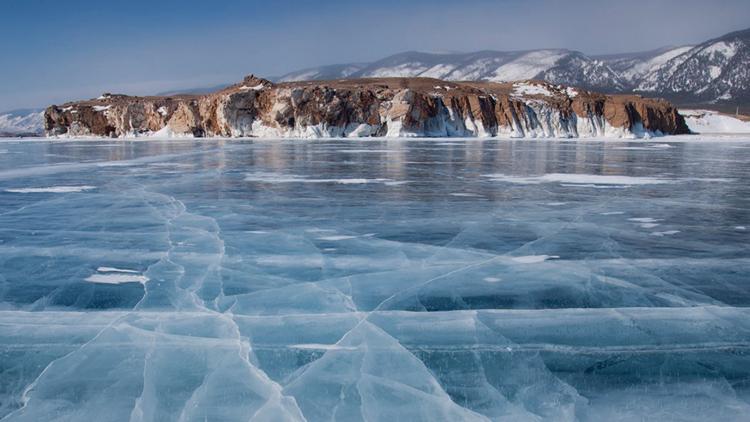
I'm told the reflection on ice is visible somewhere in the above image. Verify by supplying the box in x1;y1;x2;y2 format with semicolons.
0;137;749;421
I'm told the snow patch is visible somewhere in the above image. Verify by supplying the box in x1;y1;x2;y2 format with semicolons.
450;192;484;198
489;50;567;82
149;126;195;138
240;83;266;91
628;217;662;223
317;235;358;241
245;172;391;185
85;273;149;285
362;63;428;78
85;266;149;284
97;267;140;273
484;173;673;186
5;186;96;193
681;110;750;134
511;255;560;264
512;82;554;97
651;230;680;237
289;344;357;351
620;46;694;82
700;41;738;60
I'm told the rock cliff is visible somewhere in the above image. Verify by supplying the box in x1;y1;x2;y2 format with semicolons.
45;75;689;139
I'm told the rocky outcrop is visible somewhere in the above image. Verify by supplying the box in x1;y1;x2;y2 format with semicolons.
45;75;689;139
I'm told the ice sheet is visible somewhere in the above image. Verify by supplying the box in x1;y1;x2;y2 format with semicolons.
1;137;749;421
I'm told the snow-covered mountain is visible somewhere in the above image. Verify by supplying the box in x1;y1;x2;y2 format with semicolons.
278;63;369;82
6;28;748;121
277;27;750;106
0;109;44;137
280;50;626;92
596;46;695;85
633;28;750;104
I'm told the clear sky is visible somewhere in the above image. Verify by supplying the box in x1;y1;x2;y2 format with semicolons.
1;0;749;111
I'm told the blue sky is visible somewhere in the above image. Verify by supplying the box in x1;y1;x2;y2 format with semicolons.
1;0;749;111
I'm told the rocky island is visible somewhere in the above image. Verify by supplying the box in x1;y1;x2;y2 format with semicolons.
44;75;689;139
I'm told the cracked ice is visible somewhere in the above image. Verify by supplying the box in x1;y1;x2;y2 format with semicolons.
1;137;750;421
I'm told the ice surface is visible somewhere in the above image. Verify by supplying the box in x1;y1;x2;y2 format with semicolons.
150;125;195;139
1;137;750;421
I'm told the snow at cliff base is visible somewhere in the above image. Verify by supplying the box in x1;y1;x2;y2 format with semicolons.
681;109;750;134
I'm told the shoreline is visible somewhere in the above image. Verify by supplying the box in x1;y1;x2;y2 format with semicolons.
2;134;750;144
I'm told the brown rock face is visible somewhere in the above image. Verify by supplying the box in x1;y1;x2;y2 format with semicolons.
44;76;690;138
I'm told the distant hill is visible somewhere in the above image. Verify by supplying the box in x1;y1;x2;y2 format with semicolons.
10;27;748;121
632;28;750;107
0;108;44;137
279;49;627;93
155;84;231;96
277;27;750;109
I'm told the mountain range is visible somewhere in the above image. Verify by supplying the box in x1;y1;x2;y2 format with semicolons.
279;27;750;109
0;108;44;137
2;27;748;137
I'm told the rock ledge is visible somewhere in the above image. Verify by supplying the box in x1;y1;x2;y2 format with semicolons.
45;76;690;138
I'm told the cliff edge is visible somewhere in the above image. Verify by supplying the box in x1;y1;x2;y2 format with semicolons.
45;75;690;139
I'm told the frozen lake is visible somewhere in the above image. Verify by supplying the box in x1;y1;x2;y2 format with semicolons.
1;137;749;421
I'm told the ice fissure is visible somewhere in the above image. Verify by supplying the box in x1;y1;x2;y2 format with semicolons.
1;139;749;421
